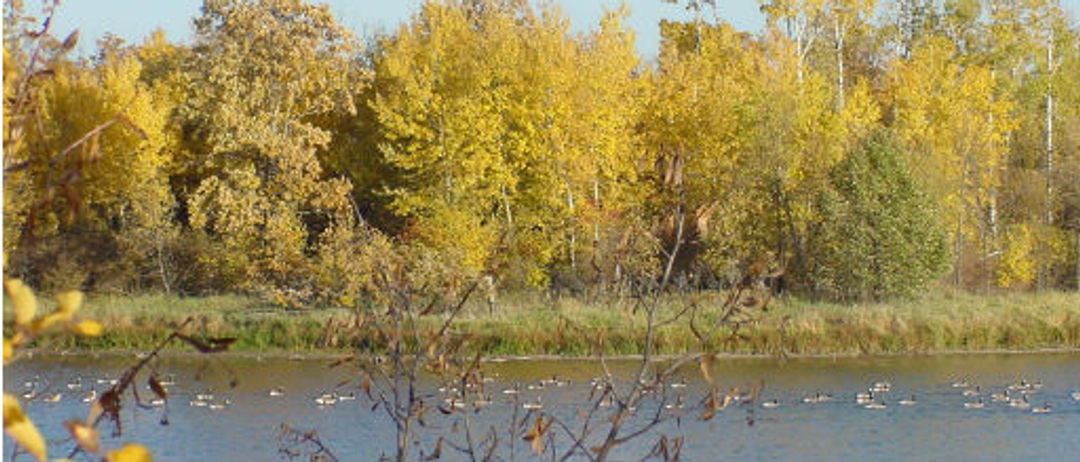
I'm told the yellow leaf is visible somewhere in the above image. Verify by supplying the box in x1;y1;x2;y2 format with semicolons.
3;338;12;365
55;291;83;317
63;420;100;454
71;321;103;337
5;279;38;327
105;444;152;462
32;313;67;333
3;394;47;462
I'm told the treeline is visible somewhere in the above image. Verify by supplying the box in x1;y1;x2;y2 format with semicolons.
3;0;1079;305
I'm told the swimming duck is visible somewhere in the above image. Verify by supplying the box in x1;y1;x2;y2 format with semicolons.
522;396;543;410
44;393;62;403
313;393;337;406
81;389;97;403
990;390;1010;403
336;392;357;401
195;390;214;401
855;391;874;405
669;379;688;389
864;400;887;410
1009;395;1031;410
148;398;166;407
1031;402;1052;414
962;386;981;397
67;376;84;390
963;398;986;409
1070;391;1080;401
268;387;285;397
898;395;917;406
803;392;832;404
208;398;232;410
951;378;970;388
871;382;891;393
761;399;780;409
189;399;208;407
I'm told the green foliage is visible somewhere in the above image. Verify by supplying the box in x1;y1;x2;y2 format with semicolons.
809;131;948;301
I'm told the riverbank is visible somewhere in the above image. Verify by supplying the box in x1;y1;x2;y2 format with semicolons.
9;289;1080;357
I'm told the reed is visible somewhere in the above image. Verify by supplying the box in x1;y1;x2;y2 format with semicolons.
8;290;1079;356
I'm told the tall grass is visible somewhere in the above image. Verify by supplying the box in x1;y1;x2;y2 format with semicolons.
9;290;1079;356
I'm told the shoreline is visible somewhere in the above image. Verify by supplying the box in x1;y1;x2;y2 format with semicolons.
20;346;1080;362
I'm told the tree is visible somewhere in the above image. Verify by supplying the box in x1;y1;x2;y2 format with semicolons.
810;131;948;300
179;0;364;303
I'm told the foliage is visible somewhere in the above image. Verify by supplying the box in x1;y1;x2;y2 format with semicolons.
809;131;948;300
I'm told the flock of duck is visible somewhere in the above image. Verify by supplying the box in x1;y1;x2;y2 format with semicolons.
16;373;1080;417
763;378;1080;414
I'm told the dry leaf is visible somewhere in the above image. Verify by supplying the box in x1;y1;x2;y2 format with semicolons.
105;443;152;462
64;420;100;454
71;321;103;337
5;279;37;327
3;394;47;461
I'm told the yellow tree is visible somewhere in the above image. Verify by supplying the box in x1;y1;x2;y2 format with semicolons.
180;0;362;303
887;36;1015;287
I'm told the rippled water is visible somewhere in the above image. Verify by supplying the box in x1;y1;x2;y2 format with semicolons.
4;352;1079;461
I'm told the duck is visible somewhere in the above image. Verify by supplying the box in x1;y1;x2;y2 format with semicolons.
81;389;97;404
188;399;208;407
864;400;887;410
761;399;780;409
963;398;986;409
195;391;215;401
1031;402;1052;414
991;390;1011;403
148;398;166;407
802;392;832;404
44;393;62;403
855;391;874;405
336;392;357;401
951;378;970;388
1071;391;1080;401
67;376;84;390
1009;395;1031;410
871;381;891;393
669;379;688;389
522;396;543;410
962;386;981;397
268;387;285;397
313;393;337;406
898;395;917;406
158;374;177;386
96;377;118;386
208;398;232;410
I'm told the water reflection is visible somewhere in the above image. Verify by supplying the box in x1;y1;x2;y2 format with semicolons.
4;353;1079;461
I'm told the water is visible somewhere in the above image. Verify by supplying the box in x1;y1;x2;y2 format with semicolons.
4;352;1079;461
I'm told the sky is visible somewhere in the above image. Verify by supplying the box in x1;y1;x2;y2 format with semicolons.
42;0;761;59
34;0;1080;60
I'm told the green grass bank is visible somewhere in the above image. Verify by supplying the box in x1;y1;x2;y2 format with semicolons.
8;290;1080;357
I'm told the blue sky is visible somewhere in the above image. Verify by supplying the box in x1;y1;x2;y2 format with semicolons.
42;1;758;58
39;0;1080;59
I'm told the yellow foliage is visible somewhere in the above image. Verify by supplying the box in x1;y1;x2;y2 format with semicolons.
4;394;47;462
5;279;37;327
71;321;104;337
105;444;153;462
997;224;1036;288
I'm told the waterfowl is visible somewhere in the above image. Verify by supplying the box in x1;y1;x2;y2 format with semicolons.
268;387;285;397
44;393;62;403
313;393;337;406
761;399;780;409
1009;395;1031;410
501;386;520;395
67;376;84;390
669;379;688;389
189;398;208;407
96;377;118;386
336;392;357;401
148;398;166;407
1071;391;1080;401
962;386;981;397
864;400;887;410
855;391;874;405
195;391;215;401
522;396;543;410
871;382;891;393
951;378;970;388
991;390;1010;403
20;389;36;400
963;398;986;409
158;374;177;386
81;389;97;403
898;395;917;406
803;392;832;404
208;398;232;410
1031;402;1052;414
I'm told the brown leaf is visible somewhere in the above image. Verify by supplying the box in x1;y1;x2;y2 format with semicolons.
64;420;99;454
59;30;79;52
360;372;372;399
148;376;167;400
424;436;443;460
699;354;714;385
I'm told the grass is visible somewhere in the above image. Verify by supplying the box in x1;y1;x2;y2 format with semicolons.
7;289;1080;357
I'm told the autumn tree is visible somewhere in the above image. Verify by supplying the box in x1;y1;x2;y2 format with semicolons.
178;0;365;303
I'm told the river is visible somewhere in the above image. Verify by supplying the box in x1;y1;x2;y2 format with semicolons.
4;352;1079;460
